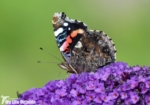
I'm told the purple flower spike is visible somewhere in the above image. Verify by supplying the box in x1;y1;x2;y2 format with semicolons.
120;92;128;99
56;80;65;88
93;94;102;103
8;62;150;105
86;81;96;90
70;89;78;97
145;80;150;88
145;94;150;105
129;91;140;104
55;88;67;97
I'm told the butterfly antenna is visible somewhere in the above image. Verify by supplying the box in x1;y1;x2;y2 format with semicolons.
39;48;63;78
39;47;62;62
66;72;70;78
37;61;58;64
57;70;62;79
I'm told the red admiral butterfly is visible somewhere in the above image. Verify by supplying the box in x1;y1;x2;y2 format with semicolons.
52;12;116;74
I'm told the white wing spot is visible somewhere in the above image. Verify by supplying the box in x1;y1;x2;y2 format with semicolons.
64;22;68;26
75;41;82;48
77;20;81;22
54;28;63;37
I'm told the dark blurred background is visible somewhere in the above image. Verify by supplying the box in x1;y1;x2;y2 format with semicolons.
0;0;150;98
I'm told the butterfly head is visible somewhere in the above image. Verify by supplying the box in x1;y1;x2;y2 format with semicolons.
52;12;66;26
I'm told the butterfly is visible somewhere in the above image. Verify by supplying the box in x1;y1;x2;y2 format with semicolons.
52;12;116;74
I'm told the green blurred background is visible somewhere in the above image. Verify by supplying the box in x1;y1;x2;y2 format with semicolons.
0;0;150;99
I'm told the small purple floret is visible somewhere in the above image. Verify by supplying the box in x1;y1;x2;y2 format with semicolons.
8;62;150;105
